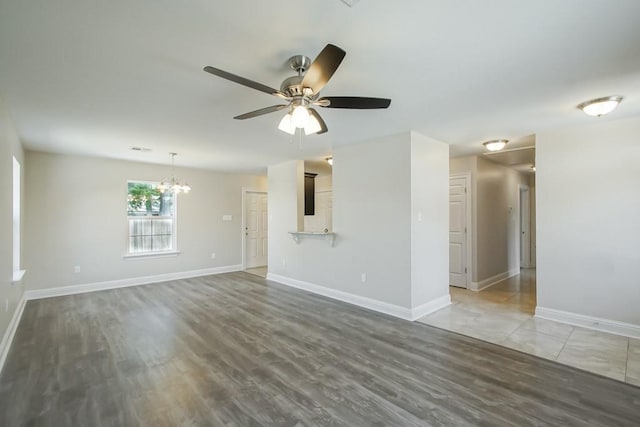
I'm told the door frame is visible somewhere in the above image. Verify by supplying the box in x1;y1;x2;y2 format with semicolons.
241;188;268;270
519;184;531;269
449;173;472;289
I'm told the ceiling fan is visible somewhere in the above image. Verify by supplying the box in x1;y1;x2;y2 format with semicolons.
204;44;391;135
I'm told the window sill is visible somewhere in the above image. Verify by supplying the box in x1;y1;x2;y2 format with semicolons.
123;251;180;260
12;269;26;284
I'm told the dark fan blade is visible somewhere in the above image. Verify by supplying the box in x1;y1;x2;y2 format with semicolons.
301;44;346;95
308;108;328;134
234;104;289;120
318;96;391;109
204;66;288;99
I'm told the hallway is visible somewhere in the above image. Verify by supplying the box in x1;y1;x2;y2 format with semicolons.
418;270;640;385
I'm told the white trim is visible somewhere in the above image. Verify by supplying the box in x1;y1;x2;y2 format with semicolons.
25;264;242;300
449;172;472;289
535;307;640;340
266;273;451;321
469;268;520;291
123;251;180;260
12;269;26;284
410;294;452;320
0;295;27;374
267;273;412;319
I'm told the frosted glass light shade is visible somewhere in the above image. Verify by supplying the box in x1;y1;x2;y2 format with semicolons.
578;96;623;117
291;106;309;128
278;113;296;135
482;139;508;151
304;114;322;135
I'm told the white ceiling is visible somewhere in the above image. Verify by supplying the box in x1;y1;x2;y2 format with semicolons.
1;0;639;172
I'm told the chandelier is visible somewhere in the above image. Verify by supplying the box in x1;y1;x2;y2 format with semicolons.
157;152;191;194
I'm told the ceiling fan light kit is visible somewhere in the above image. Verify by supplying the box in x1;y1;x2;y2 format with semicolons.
577;95;623;117
204;44;391;136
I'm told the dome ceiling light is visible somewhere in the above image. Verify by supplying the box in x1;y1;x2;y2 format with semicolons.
482;139;508;152
577;96;623;117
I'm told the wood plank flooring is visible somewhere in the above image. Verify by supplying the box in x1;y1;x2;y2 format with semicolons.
1;272;639;426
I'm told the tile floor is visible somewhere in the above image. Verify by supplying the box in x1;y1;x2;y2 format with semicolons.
245;266;267;278
417;269;640;386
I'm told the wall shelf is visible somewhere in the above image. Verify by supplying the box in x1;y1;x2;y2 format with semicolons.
289;231;336;247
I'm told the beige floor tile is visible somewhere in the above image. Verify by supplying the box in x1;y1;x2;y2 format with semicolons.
557;328;628;381
501;327;567;360
626;338;640;385
422;270;638;386
517;317;575;341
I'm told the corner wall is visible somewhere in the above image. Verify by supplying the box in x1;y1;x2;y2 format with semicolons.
267;132;450;319
536;117;640;330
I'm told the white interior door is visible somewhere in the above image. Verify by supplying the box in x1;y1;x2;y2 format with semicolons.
520;187;530;268
449;177;468;288
245;192;268;268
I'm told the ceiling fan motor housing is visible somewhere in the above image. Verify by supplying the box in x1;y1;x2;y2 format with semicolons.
280;75;305;97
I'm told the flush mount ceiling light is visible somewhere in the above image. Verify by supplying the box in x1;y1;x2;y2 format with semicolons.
482;139;508;151
577;96;623;117
157;153;191;194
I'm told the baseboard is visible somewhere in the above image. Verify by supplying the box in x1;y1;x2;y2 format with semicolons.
469;268;520;291
410;294;451;321
25;264;242;300
535;306;640;340
0;294;27;374
266;273;450;322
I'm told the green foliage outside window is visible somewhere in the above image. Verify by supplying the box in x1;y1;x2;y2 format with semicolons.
127;182;173;216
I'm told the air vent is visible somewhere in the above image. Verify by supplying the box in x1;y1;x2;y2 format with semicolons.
130;147;152;152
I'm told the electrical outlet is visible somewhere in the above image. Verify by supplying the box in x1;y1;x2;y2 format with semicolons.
74;266;81;273
211;253;216;259
361;273;366;283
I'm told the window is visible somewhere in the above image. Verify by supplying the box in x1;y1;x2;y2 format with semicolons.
127;181;176;255
13;157;21;274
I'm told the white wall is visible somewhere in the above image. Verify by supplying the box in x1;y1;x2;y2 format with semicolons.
0;98;25;345
410;133;450;307
267;160;304;273
24;151;266;291
268;132;450;316
537;117;640;326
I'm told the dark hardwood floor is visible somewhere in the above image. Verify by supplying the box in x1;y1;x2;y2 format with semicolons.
1;272;639;426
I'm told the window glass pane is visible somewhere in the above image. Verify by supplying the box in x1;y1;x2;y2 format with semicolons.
127;182;174;216
13;157;20;271
127;181;175;254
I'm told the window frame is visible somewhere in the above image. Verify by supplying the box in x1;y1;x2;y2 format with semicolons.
124;180;179;259
12;156;25;282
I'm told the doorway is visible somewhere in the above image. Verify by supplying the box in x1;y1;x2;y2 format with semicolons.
449;174;470;288
244;191;268;277
519;186;532;268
